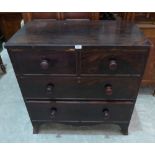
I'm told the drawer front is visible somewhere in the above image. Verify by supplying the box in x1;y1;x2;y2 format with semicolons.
81;49;148;75
18;76;140;100
9;50;76;75
26;100;134;122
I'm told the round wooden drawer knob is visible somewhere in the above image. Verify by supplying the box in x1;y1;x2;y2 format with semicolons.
102;108;110;119
50;107;57;118
105;84;113;96
46;83;54;93
109;59;117;70
40;59;49;70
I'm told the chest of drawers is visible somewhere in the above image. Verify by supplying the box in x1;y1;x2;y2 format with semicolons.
5;20;150;135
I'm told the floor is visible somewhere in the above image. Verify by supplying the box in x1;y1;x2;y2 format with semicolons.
0;47;155;143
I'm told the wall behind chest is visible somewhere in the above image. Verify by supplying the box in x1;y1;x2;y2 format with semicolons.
121;13;155;86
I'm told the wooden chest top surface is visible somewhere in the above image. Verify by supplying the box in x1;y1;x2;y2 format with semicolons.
5;19;150;48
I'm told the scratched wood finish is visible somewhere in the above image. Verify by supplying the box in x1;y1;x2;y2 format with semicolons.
5;20;150;48
5;20;150;134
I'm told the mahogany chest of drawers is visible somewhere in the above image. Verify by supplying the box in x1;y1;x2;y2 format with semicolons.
5;20;150;135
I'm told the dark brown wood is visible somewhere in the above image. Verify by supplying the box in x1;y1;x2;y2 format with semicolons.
81;49;148;76
8;48;148;76
118;123;129;135
5;20;150;48
0;13;22;41
9;49;77;75
5;20;150;134
123;13;155;24
17;76;140;100
32;122;42;134
22;12;100;23
121;13;135;22
22;13;32;23
26;100;134;122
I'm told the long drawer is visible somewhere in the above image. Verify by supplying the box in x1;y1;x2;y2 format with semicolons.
26;100;134;122
18;76;140;100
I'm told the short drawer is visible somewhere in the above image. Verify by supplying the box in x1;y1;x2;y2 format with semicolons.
18;76;140;100
26;100;134;122
81;49;148;75
9;49;76;75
